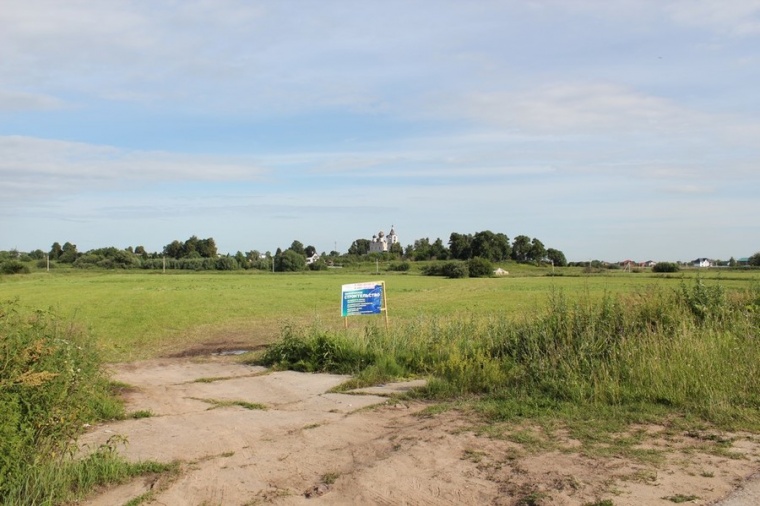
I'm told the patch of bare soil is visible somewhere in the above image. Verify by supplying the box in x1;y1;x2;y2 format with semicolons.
79;357;760;505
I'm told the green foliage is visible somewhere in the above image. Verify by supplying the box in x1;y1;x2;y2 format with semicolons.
652;262;679;273
467;257;493;278
0;301;125;501
73;248;141;270
348;239;370;256
308;258;328;271
422;261;469;278
258;325;374;374
58;242;78;264
2;435;177;505
163;236;217;259
676;277;727;322
546;248;567;267
257;279;760;428
387;262;411;272
448;232;473;260
214;256;239;271
279;249;306;272
1;261;29;275
749;252;760;266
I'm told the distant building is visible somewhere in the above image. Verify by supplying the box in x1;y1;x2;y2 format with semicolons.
692;258;712;268
306;253;320;265
369;226;399;253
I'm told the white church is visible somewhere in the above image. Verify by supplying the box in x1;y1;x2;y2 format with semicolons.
369;226;399;253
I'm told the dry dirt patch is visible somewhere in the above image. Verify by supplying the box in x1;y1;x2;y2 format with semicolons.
79;356;760;505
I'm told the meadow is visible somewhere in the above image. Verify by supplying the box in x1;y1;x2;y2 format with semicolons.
2;265;758;362
2;264;760;503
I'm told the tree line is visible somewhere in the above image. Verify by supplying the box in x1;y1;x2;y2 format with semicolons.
3;230;565;274
349;230;568;266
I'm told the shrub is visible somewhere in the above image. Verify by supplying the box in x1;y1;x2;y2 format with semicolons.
258;325;374;374
467;257;493;278
0;261;29;275
308;259;328;271
215;256;239;270
652;262;679;273
0;301;124;500
387;262;410;272
443;262;469;278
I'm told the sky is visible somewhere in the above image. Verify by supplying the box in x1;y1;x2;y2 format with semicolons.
1;1;759;262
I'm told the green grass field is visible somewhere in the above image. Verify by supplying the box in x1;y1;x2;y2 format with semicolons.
2;265;759;503
1;265;758;362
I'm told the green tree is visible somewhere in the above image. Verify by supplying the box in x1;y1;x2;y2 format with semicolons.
389;242;404;257
448;233;472;260
528;238;546;263
304;245;317;258
59;242;78;264
183;236;199;257
749;252;760;266
412;238;431;261
234;251;248;269
163;240;183;259
546;248;567;267
348;239;370;256
274;247;283;271
430;238;449;260
471;230;510;262
49;242;62;261
280;249;306;271
290;240;305;256
511;235;531;262
195;237;217;258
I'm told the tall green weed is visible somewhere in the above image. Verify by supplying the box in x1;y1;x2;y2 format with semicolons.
256;280;760;427
0;300;125;501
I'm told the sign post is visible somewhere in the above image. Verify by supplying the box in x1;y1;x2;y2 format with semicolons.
341;280;388;329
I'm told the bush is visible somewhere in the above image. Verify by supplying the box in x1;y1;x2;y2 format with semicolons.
308;259;328;271
652;262;679;273
0;301;124;500
422;261;469;278
0;261;29;275
258;325;374;374
387;262;410;272
215;256;239;270
467;257;493;278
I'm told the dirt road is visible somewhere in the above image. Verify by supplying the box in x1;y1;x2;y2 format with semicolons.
79;356;760;505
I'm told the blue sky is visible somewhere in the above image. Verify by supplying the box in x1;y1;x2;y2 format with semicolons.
1;1;758;262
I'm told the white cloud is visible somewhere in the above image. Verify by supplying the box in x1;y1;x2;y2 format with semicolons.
0;136;268;201
457;83;702;134
0;89;67;111
667;0;760;36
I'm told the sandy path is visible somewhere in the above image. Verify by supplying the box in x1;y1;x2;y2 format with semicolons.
78;357;760;505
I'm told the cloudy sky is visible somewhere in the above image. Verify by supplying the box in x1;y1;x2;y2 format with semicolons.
1;1;758;261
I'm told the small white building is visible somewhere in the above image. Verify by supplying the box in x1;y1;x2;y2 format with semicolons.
306;253;320;265
369;226;399;253
693;258;712;268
